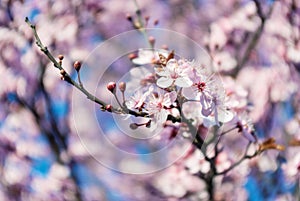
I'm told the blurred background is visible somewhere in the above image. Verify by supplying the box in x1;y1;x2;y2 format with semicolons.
0;0;300;200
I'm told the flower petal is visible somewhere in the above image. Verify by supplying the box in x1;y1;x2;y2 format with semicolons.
157;77;173;88
156;69;170;77
182;86;198;100
217;108;234;123
174;77;193;87
200;95;213;116
163;91;177;107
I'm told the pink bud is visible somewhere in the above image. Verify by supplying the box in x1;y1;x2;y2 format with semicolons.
107;82;116;93
119;82;126;92
73;61;81;71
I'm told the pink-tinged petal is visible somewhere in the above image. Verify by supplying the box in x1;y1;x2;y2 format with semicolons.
168;91;177;103
155;110;169;124
157;77;173;88
182;87;198;100
163;91;177;107
174;77;193;87
166;59;178;69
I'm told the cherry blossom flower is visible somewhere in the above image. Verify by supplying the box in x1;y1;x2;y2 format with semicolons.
204;22;228;52
182;74;215;116
146;89;177;124
125;89;150;110
182;73;233;127
155;59;193;88
213;51;237;72
202;88;234;127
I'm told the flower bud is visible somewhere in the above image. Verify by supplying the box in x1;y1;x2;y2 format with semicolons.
58;55;64;60
119;82;126;92
73;61;81;71
107;82;116;93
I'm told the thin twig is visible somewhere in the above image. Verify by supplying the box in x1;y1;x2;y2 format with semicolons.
216;142;258;175
25;17;152;119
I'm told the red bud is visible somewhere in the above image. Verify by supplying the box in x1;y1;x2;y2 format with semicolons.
107;82;116;93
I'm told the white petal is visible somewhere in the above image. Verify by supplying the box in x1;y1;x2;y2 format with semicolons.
166;59;178;69
129;67;152;78
154;110;168;124
217;108;234;123
157;77;173;88
168;91;177;103
132;57;149;65
156;69;170;77
174;77;193;87
132;49;154;65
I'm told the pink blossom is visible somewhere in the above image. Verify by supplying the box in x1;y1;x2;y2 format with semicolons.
213;51;237;72
126;89;150;110
156;59;193;88
146;89;177;123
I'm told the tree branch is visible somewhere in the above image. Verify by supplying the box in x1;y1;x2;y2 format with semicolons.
233;0;276;76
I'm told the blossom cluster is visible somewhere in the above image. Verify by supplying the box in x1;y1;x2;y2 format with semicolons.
126;49;233;130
